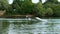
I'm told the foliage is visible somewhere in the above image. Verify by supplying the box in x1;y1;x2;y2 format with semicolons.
20;0;33;15
46;0;58;4
0;3;3;10
0;0;60;17
45;8;53;17
44;2;60;17
36;2;46;17
51;4;60;17
0;0;9;10
6;5;14;15
12;2;21;14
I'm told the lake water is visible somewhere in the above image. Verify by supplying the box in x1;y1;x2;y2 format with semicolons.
0;18;60;34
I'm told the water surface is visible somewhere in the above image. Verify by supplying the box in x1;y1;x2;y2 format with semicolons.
0;18;60;34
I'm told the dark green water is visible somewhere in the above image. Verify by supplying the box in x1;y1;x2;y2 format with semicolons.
0;18;60;34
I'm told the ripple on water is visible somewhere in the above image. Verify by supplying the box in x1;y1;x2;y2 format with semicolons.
1;19;60;34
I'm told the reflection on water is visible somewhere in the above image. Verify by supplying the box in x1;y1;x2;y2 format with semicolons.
0;18;60;34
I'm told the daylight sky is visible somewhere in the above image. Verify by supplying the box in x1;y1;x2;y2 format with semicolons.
8;0;60;4
58;0;60;2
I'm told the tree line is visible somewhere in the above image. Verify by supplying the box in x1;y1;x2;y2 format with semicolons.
0;0;60;17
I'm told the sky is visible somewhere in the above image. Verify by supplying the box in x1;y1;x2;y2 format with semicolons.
58;0;60;2
32;0;40;3
8;0;14;4
8;0;60;4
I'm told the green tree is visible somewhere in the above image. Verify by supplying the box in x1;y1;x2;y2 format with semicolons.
20;0;33;15
0;0;9;10
0;0;14;15
0;3;3;10
44;3;60;17
45;8;53;17
12;0;34;15
12;0;22;15
36;2;46;17
51;4;60;17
